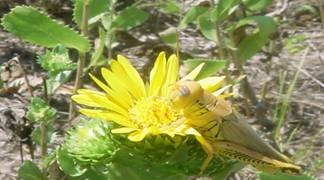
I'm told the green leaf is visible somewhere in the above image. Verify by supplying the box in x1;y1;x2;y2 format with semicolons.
46;70;73;95
198;11;217;41
243;0;273;11
212;162;245;179
37;45;75;94
2;6;90;52
107;148;187;180
259;172;315;180
26;97;56;122
283;34;306;54
211;0;240;22
159;27;177;47
236;16;276;63
32;123;55;145
184;59;227;79
88;27;107;69
73;0;112;28
37;45;76;76
179;6;209;28
160;0;181;14
111;6;149;30
57;148;87;177
18;160;42;180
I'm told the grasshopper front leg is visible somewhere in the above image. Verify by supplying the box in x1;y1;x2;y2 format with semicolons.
195;135;214;175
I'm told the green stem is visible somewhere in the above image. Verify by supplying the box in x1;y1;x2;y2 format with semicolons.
40;121;48;179
41;78;49;179
215;22;226;59
273;47;309;141
68;0;90;122
319;0;324;34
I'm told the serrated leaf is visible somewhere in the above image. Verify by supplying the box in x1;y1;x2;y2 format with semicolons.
259;172;315;180
236;16;276;63
107;148;187;180
184;59;227;79
18;160;42;180
57;148;87;177
111;6;149;30
243;0;273;11
180;6;209;28
2;6;90;52
26;97;56;122
73;0;112;28
37;45;76;76
47;70;73;95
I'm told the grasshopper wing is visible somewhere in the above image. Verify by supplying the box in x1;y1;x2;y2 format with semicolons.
219;110;293;163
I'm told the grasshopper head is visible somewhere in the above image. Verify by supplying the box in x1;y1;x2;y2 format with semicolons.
169;80;203;109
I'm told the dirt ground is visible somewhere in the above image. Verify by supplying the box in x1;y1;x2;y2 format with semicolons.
0;0;323;179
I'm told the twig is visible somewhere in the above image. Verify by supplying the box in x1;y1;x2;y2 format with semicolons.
14;56;33;97
68;0;90;122
307;40;324;64
292;100;324;111
291;62;324;88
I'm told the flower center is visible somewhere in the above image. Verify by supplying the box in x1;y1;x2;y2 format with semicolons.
129;96;182;128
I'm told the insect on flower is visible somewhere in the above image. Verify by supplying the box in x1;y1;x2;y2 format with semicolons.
169;80;301;175
72;52;223;144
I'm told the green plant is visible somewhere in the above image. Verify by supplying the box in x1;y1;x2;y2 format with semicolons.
0;0;313;179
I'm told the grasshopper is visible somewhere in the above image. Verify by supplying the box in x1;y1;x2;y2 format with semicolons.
169;80;300;174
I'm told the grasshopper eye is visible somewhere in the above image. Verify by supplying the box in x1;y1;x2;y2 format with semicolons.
179;85;190;97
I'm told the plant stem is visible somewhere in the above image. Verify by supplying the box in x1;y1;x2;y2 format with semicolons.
319;0;324;33
41;78;49;179
273;47;309;142
16;56;33;97
215;22;226;59
40;121;48;179
68;0;90;122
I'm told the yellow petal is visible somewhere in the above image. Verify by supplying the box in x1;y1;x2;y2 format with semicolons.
198;76;226;92
148;52;166;96
111;127;136;133
117;55;146;97
128;130;147;141
90;73;132;109
77;89;106;96
161;54;179;96
101;68;133;108
80;109;135;127
182;63;205;80
212;85;232;97
89;73;112;94
110;60;141;99
86;92;128;115
219;92;234;99
72;94;103;107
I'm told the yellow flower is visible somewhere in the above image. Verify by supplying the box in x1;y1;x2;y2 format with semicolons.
72;52;228;142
